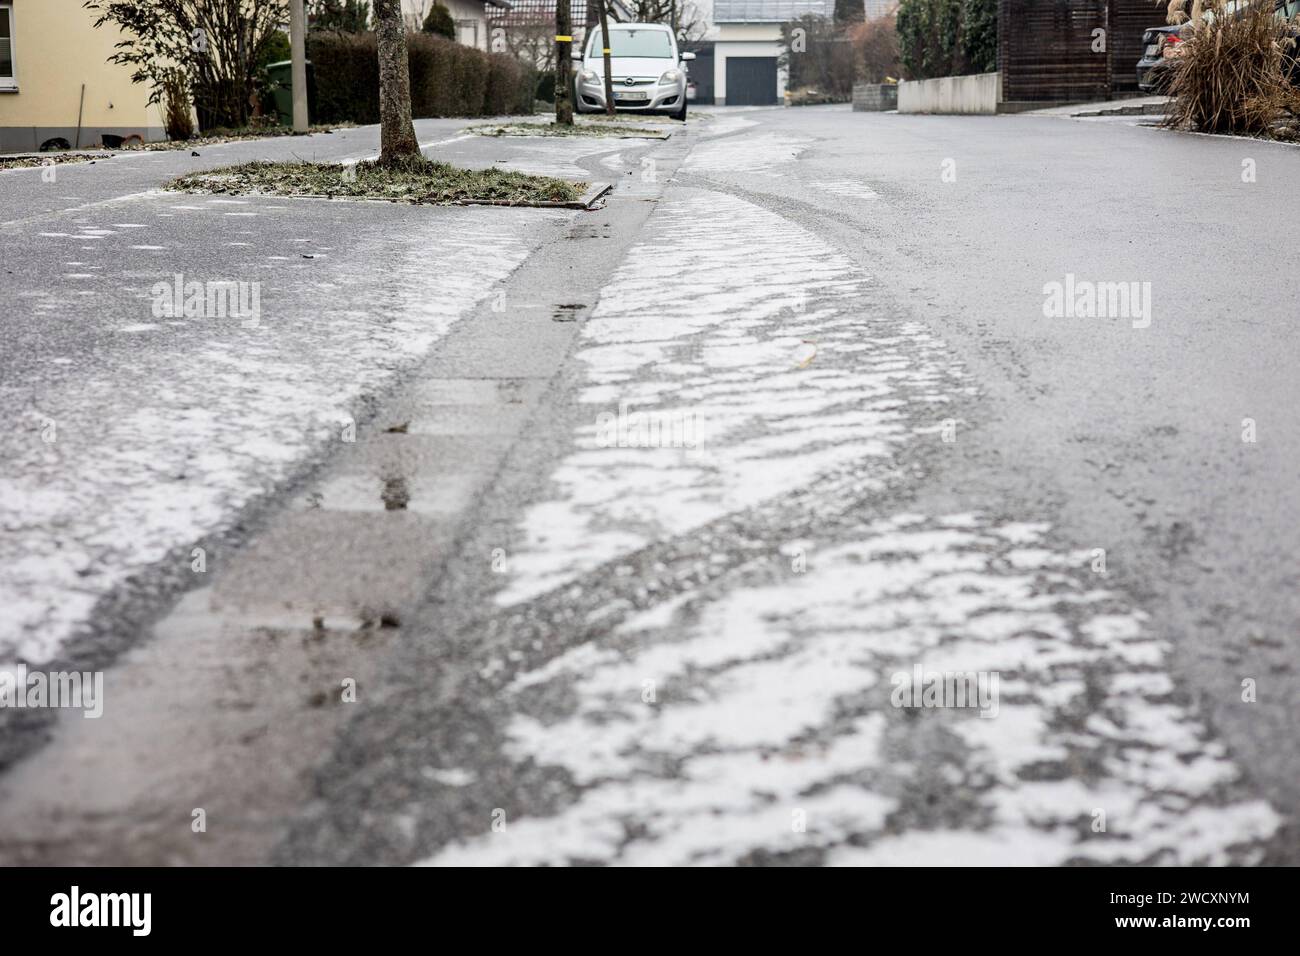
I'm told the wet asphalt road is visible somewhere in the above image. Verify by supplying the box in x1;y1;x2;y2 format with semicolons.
748;106;1300;851
1;105;1297;865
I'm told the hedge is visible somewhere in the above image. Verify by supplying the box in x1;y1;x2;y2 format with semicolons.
308;31;535;124
896;0;996;80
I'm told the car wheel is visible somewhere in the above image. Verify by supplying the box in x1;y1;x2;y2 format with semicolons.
673;99;687;122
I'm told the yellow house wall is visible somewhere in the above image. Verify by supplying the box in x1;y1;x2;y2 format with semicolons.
0;0;165;153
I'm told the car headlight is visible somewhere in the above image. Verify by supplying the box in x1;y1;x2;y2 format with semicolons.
659;69;682;84
579;69;598;83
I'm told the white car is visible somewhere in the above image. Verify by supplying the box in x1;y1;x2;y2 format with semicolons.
573;22;694;121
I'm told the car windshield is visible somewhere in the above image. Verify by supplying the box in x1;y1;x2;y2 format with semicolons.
587;29;673;59
1203;0;1294;22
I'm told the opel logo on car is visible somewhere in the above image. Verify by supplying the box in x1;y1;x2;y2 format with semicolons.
624;77;636;86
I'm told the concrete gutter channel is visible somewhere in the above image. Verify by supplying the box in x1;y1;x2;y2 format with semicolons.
0;125;694;865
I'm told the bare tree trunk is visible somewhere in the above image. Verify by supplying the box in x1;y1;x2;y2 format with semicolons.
556;0;574;125
597;0;616;115
373;0;420;164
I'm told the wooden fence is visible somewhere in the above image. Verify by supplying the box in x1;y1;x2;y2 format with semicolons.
999;0;1166;103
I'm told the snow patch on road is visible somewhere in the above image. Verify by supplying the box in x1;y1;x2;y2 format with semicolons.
684;132;808;173
0;209;537;664
429;182;1281;867
814;180;880;201
426;515;1278;866
698;114;760;138
498;190;955;604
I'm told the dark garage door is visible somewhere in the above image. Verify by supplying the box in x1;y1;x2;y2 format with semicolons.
725;57;778;106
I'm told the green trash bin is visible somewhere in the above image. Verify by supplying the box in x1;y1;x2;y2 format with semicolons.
266;59;313;127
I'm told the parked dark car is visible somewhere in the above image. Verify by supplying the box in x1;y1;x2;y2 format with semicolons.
1137;0;1300;93
1136;25;1185;93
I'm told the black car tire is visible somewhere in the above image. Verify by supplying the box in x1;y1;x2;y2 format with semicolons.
673;99;687;122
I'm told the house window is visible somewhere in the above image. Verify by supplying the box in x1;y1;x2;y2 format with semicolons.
455;19;478;50
0;2;16;90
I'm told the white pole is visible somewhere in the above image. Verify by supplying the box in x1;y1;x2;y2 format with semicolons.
290;0;308;132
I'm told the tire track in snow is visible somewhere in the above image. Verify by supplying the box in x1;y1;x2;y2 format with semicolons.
497;188;963;604
427;511;1278;865
418;189;1279;866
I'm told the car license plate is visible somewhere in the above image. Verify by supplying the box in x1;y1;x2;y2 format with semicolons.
614;91;648;102
1145;43;1159;56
